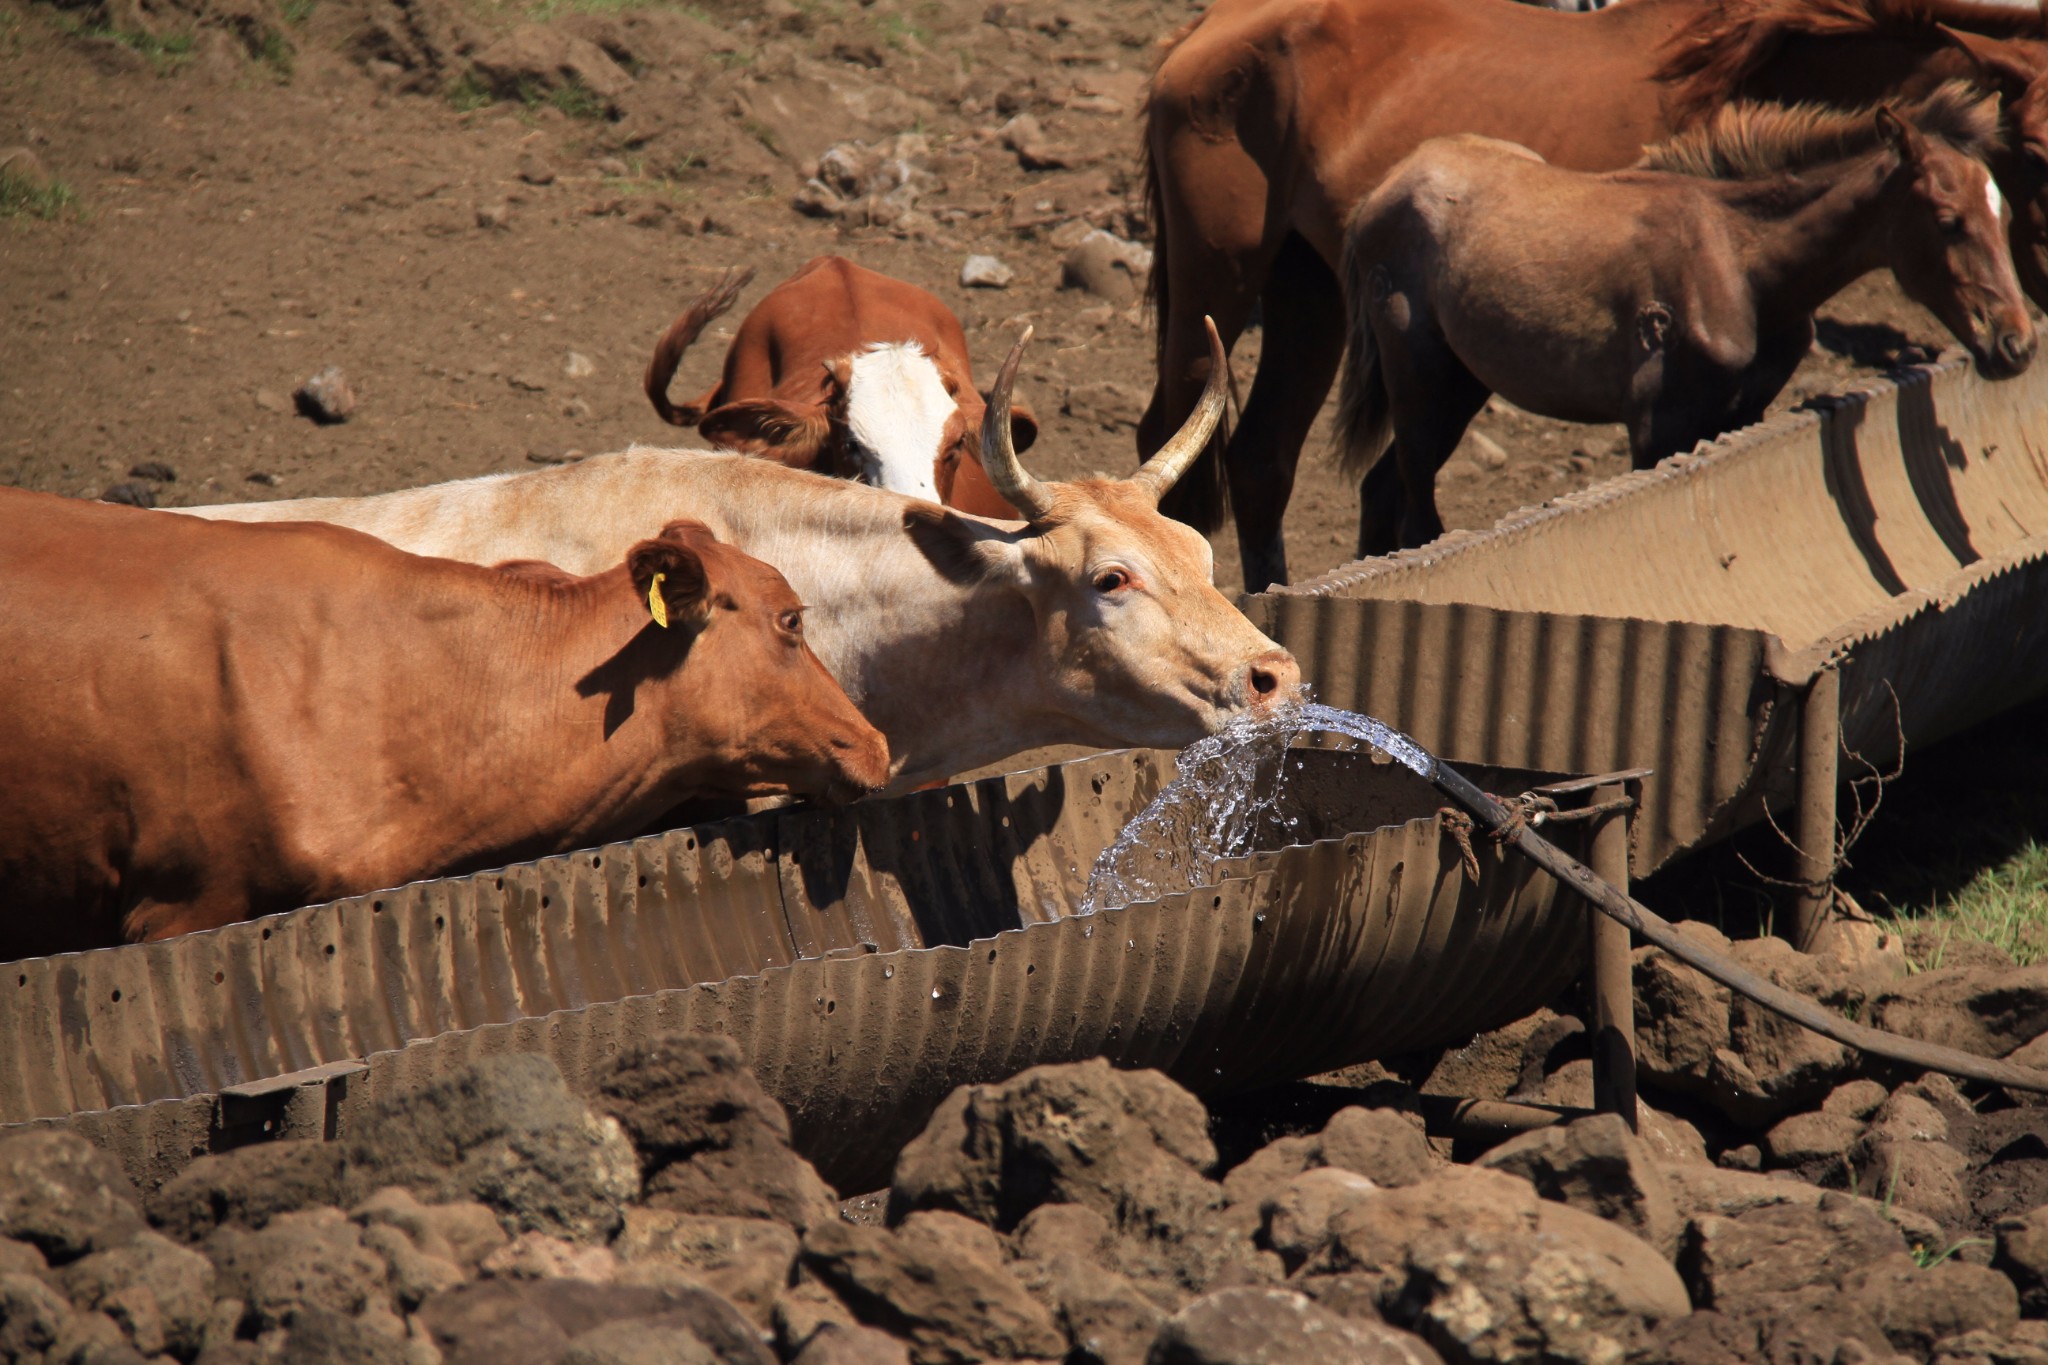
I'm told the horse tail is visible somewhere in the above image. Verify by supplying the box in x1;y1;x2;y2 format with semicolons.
1335;232;1394;481
644;266;754;427
1141;13;1232;535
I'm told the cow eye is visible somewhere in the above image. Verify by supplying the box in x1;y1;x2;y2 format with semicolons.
779;610;803;634
1093;568;1131;593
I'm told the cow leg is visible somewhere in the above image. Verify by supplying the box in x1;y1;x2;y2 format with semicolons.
1375;308;1491;550
1229;231;1348;593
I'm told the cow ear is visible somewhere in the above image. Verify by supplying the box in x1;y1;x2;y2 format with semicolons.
902;503;1017;585
627;534;712;630
699;400;833;466
1007;396;1040;455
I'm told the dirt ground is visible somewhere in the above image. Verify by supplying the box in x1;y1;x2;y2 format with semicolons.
0;0;1969;594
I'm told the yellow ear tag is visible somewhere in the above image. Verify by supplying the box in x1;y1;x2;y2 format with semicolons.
648;572;669;628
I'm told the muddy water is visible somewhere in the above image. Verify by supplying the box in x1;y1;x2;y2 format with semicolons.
1079;702;1434;915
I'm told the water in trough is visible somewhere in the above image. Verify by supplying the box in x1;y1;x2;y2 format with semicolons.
1079;700;1434;915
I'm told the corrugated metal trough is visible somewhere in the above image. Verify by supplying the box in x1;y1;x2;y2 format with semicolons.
2;747;1599;1195
1255;354;2048;888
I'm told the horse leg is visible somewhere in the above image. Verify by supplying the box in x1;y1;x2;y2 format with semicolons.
1137;125;1282;544
1357;455;1404;558
1230;231;1348;592
1375;312;1492;549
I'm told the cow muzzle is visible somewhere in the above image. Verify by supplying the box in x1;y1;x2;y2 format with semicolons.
822;729;894;805
1237;648;1303;712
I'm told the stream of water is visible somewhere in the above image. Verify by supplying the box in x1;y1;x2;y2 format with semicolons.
1077;701;1435;916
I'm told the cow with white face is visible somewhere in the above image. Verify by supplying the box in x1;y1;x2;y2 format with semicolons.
183;321;1299;790
645;255;1038;518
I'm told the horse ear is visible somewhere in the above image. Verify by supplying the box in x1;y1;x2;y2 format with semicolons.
1875;106;1916;158
1940;25;2043;93
698;400;833;467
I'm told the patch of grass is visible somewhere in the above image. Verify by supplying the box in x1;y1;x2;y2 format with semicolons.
49;12;196;72
874;12;928;50
1870;839;2048;968
1911;1237;1993;1270
0;169;80;220
255;27;294;79
281;0;317;24
740;117;780;158
446;70;496;113
508;77;605;120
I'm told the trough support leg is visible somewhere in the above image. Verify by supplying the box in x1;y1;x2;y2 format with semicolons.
1793;667;1842;952
1587;779;1637;1132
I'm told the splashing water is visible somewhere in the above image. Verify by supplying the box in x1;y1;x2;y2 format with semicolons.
1077;701;1435;916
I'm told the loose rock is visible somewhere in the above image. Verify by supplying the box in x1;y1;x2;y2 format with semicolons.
1146;1286;1444;1365
0;1131;146;1264
1060;229;1152;303
469;24;634;102
99;481;157;507
1476;1112;1681;1257
801;1210;1065;1365
599;1032;838;1233
958;254;1014;289
295;365;357;424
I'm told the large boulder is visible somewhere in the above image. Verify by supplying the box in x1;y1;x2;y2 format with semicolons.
613;1210;797;1328
345;1052;640;1242
1146;1287;1444;1365
1475;1113;1681;1258
598;1033;838;1233
1679;1195;1907;1309
59;1229;215;1358
1846;1254;2020;1356
800;1210;1065;1365
1872;965;2048;1058
203;1206;392;1334
1294;1165;1689;1363
1010;1203;1171;1362
149;1139;346;1241
889;1058;1247;1292
416;1278;772;1365
0;1130;147;1263
1633;929;1857;1127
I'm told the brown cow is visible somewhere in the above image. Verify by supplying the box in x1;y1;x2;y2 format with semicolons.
0;491;889;956
645;255;1038;517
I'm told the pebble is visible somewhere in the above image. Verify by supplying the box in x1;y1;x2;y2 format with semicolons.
476;201;511;231
563;352;595;380
99;481;156;508
294;366;356;424
129;461;176;483
1467;430;1510;470
960;254;1015;289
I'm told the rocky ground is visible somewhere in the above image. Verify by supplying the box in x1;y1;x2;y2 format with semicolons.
10;915;2048;1365
0;0;1959;592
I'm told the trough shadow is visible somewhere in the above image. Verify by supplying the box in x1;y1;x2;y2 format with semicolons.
1813;317;1940;370
1894;378;1981;568
1808;393;1910;597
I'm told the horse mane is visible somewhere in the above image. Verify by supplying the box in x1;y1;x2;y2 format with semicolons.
1640;79;2002;179
1656;0;2046;121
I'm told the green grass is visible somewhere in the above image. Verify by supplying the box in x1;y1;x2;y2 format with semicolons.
281;0;318;22
0;168;79;220
1868;839;2048;969
446;70;495;112
537;78;605;120
874;12;928;50
255;27;294;79
48;12;195;72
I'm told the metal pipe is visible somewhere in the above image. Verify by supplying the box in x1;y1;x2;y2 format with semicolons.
1415;1094;1589;1144
1586;779;1637;1130
1421;749;2048;1094
1794;667;1842;950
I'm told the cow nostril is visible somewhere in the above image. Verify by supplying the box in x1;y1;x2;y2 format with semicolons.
2002;333;2034;365
1250;666;1279;698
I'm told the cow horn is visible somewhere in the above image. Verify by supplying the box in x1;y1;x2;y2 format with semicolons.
981;325;1057;521
1134;316;1229;502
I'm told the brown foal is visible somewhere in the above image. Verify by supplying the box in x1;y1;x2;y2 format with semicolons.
1335;86;2034;554
1139;0;2048;589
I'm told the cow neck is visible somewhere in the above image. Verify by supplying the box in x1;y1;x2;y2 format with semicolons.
355;566;694;881
701;481;1052;788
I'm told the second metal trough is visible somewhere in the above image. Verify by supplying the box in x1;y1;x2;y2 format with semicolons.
1256;353;2048;938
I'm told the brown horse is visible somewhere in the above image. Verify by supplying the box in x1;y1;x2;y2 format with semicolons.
1336;86;2034;553
1139;0;2048;589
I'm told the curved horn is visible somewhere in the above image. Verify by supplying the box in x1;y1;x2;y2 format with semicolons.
981;325;1057;521
1134;316;1229;502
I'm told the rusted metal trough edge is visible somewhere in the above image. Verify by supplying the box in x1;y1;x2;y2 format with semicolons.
1277;357;1918;603
1;791;1592;1197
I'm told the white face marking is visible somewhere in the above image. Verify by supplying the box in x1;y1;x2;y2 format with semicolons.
842;342;957;504
1988;173;2006;224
